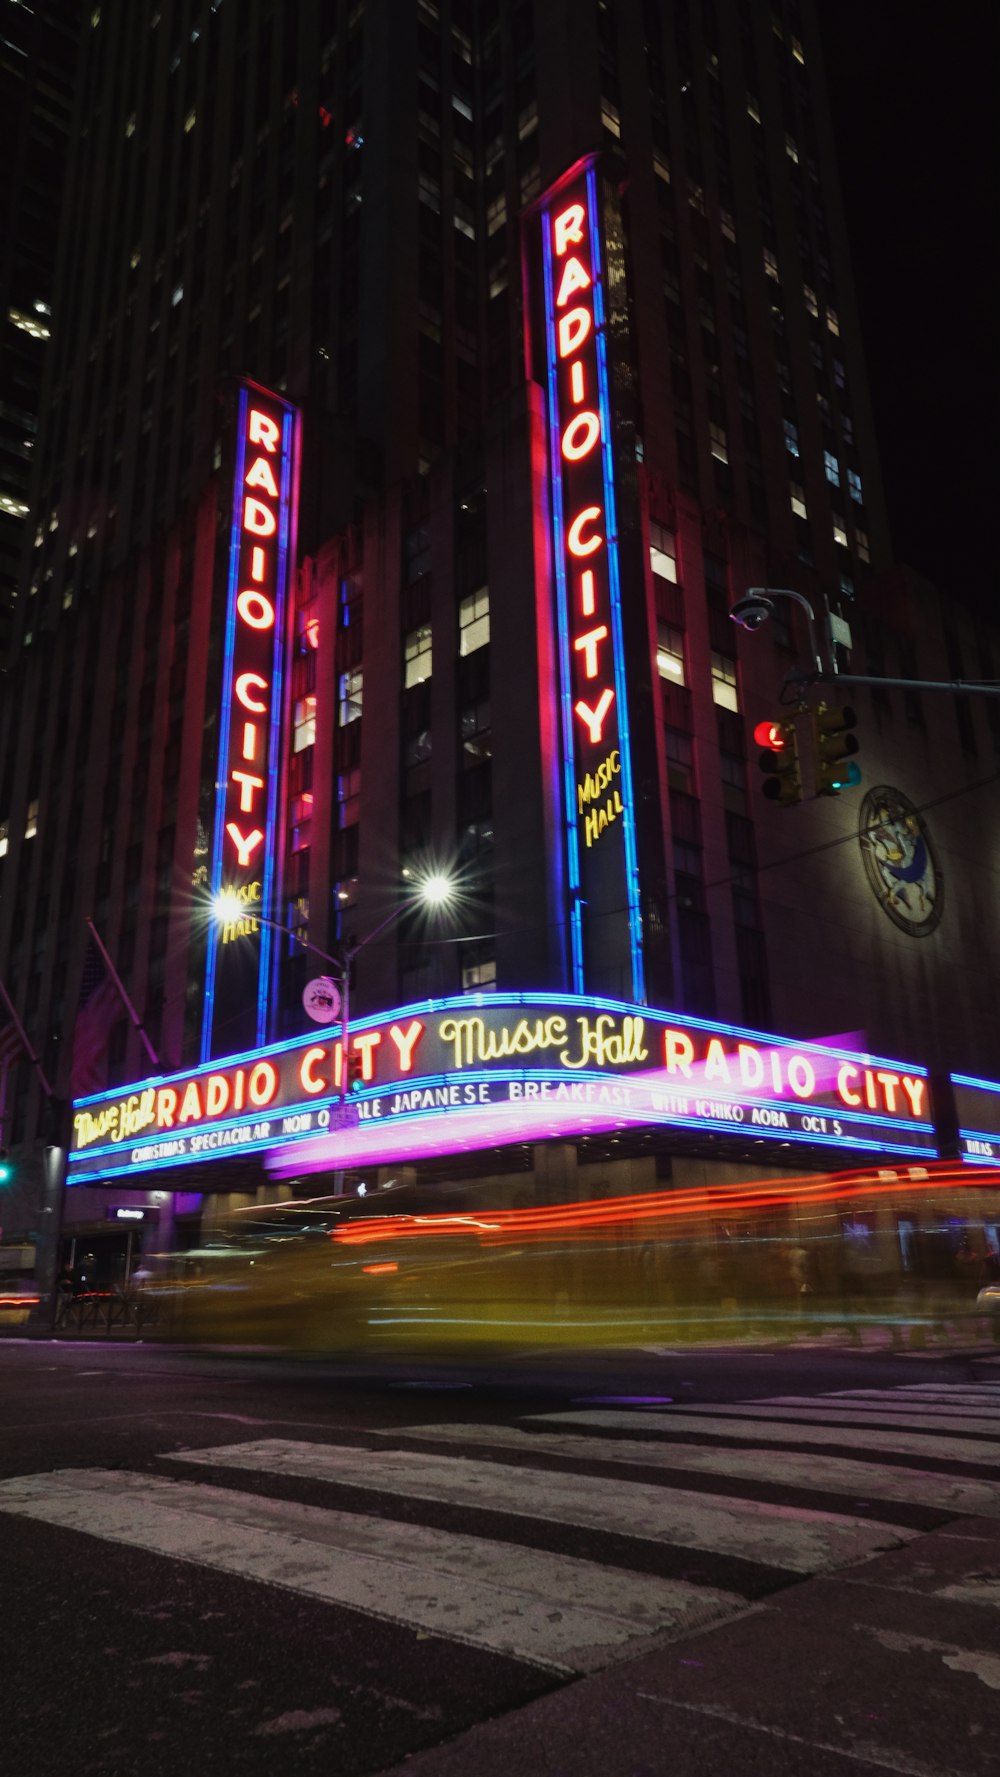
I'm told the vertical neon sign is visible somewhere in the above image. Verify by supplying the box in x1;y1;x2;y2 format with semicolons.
531;157;644;1002
201;381;300;1061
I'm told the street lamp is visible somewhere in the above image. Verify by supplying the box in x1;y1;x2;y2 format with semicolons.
211;872;456;1129
730;587;828;675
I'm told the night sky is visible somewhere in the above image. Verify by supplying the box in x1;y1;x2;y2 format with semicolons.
818;1;994;618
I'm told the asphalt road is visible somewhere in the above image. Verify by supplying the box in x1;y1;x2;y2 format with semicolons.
2;1337;999;1776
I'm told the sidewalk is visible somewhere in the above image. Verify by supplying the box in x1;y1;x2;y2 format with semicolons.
379;1518;1000;1777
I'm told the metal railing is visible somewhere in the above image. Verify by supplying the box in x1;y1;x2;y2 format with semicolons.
52;1289;162;1337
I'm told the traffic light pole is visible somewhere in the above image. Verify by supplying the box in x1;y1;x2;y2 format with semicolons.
787;670;1000;699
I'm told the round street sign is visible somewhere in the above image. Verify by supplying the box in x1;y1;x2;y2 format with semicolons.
302;976;341;1024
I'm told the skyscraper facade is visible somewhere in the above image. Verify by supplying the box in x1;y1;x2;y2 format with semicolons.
2;2;998;1260
0;0;82;671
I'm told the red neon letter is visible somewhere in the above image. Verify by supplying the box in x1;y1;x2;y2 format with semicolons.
236;590;275;629
231;770;265;813
243;497;277;536
235;672;268;712
248;409;280;452
787;1055;816;1099
567;506;603;557
245;455;279;498
241;722;259;762
558;306;591;359
300;1047;328;1095
562;411;601;461
555;256;591;309
837;1063;861;1107
875;1070;900;1113
901;1076;925;1118
156;1088;178;1127
574;687;614;744
738;1044;764;1089
248;1061;278;1107
388;1020;425;1073
663;1030;695;1076
225;822;264;868
352;1030;382;1081
570;361;586;404
205;1075;230;1117
177;1079;203;1124
553;203;586;256
250;545;266;582
580;568;596;616
573;625;609;679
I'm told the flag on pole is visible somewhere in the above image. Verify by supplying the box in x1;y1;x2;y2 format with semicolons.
70;937;121;1099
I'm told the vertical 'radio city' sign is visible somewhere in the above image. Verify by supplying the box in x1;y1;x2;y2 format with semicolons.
528;157;644;1002
202;381;300;1061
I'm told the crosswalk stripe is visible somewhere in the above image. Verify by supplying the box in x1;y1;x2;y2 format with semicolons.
395;1424;1000;1517
0;1468;743;1674
657;1403;1000;1437
525;1410;1000;1465
828;1389;1000;1410
167;1438;917;1575
761;1394;1000;1422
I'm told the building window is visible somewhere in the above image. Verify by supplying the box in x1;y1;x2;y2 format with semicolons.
24;800;39;839
826;307;840;336
763;246;779;281
293;695;316;751
0;821;8;859
783;419;800;457
600;101;621;139
338;666;363;725
649;521;677;583
458;587;490;655
337;769;361;829
462;953;497;992
823;450;841;487
790;483;808;519
856;529;871;563
847;468;863;503
710;651;739;712
656;622;686;685
803;283;819;317
709;422;728;464
460;699;492;764
404;623;433;686
665;726;694;793
833;520;849;547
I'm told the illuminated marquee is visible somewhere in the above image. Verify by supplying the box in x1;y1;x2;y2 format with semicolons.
68;993;936;1183
202;383;300;1059
952;1072;1000;1164
528;156;644;1000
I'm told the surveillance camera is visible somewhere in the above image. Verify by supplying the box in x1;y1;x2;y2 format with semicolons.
730;594;774;633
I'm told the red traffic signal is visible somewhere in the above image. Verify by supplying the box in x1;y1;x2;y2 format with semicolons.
753;720;786;751
756;716;803;806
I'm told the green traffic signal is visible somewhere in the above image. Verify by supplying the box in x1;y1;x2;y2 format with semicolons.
0;1153;12;1186
812;703;860;795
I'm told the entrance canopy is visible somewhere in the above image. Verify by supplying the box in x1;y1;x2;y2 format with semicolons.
68;991;936;1188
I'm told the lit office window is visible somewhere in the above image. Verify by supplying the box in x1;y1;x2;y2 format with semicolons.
459;588;490;655
710;652;739;712
293;696;316;752
803;284;819;317
847;469;864;504
783;419;800;457
833;521;849;547
824;450;841;487
790;484;808;519
709;423;728;464
338;666;363;725
763;247;779;281
656;623;686;685
25;800;39;840
649;521;678;583
404;624;432;687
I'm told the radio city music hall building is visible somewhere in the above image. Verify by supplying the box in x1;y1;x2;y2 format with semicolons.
1;1;999;1277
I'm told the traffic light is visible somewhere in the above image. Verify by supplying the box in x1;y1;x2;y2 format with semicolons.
0;1151;12;1186
811;703;861;795
754;718;803;806
346;1051;365;1091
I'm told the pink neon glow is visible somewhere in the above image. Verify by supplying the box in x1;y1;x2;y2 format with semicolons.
263;1041;919;1182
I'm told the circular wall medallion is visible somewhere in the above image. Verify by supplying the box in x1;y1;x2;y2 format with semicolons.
858;786;942;936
